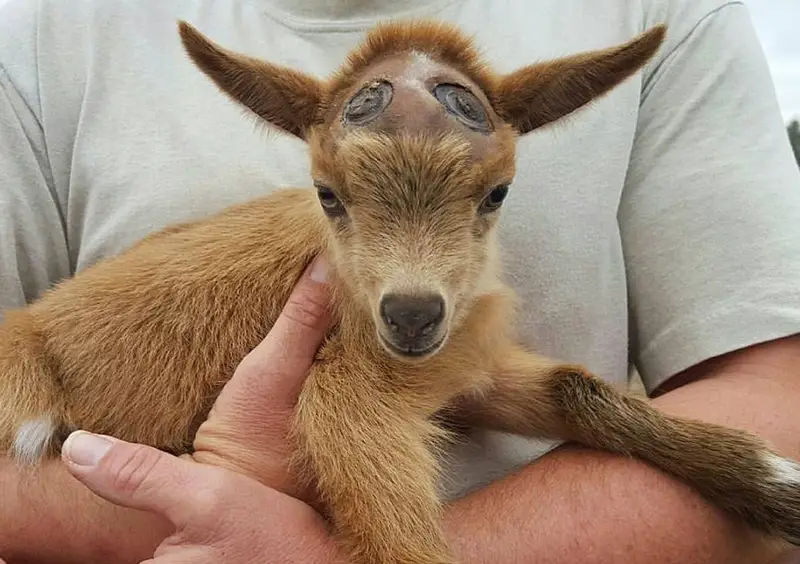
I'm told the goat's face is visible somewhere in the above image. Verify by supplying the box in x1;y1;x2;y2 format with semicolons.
306;51;519;359
309;127;515;359
177;18;668;360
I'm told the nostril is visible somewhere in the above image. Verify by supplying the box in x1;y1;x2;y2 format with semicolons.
385;314;400;332
380;294;445;338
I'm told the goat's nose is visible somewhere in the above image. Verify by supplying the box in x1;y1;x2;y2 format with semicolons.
380;294;445;339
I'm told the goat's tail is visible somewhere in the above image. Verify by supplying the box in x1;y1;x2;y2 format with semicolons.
552;370;800;546
0;311;70;465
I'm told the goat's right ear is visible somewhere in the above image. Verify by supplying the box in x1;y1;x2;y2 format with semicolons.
493;25;667;135
177;21;323;140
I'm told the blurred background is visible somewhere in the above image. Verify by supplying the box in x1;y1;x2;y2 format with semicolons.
746;0;800;165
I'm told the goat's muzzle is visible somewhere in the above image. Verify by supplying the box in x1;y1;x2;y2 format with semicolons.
378;293;447;359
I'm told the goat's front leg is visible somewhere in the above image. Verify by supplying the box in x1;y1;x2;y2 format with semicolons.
457;347;800;547
290;359;454;564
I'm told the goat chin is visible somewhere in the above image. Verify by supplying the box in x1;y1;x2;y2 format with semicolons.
1;18;799;564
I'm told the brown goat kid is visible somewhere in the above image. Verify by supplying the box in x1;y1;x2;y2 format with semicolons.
1;19;799;563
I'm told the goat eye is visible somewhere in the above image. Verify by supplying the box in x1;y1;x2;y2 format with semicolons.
315;185;347;217
432;83;491;133
478;185;509;214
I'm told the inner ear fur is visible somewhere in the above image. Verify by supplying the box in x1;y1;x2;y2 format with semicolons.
177;21;324;140
493;25;667;134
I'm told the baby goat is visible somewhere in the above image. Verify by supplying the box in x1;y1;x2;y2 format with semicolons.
1;18;799;564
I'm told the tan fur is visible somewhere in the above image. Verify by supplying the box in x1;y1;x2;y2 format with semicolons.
1;19;799;563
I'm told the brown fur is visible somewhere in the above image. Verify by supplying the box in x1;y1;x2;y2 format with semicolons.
1;19;799;564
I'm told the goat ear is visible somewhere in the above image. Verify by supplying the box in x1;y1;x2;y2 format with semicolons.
177;21;323;140
493;25;667;135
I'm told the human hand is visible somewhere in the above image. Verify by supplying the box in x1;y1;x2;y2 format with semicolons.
52;255;342;564
189;255;332;501
60;431;345;564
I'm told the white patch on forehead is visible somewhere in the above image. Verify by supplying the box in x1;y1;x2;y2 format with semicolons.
397;51;437;93
408;51;436;75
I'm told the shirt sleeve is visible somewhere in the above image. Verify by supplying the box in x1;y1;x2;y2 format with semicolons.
620;2;800;394
0;61;70;319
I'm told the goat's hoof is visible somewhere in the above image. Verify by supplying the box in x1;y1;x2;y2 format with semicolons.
760;453;800;545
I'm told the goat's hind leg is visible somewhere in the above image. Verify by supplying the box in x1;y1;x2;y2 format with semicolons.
0;311;70;465
460;348;800;546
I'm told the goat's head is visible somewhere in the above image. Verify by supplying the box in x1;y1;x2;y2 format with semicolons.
178;20;666;361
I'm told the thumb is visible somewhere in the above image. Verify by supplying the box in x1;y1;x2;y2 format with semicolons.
61;430;204;526
215;253;333;416
189;254;333;492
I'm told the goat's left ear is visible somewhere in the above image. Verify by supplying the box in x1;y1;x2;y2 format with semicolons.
493;25;667;135
178;21;324;140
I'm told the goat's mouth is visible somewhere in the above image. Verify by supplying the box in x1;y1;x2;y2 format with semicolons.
374;291;449;361
378;331;448;360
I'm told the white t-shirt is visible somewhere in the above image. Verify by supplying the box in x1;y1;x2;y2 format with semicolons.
1;0;799;500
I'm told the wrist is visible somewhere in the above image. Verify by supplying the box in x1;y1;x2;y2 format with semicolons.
1;457;172;564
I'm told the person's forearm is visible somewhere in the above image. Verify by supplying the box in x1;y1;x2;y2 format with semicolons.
445;446;782;563
0;458;170;564
444;337;800;564
4;338;799;564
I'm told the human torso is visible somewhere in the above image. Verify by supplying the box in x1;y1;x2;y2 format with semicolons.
3;0;665;498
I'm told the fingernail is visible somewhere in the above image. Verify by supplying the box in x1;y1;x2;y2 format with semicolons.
63;431;113;467
308;255;328;283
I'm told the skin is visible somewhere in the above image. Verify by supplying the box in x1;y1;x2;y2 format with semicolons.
1;256;799;564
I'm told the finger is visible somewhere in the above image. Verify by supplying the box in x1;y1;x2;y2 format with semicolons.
61;430;206;526
189;255;332;491
257;253;333;364
214;253;332;416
